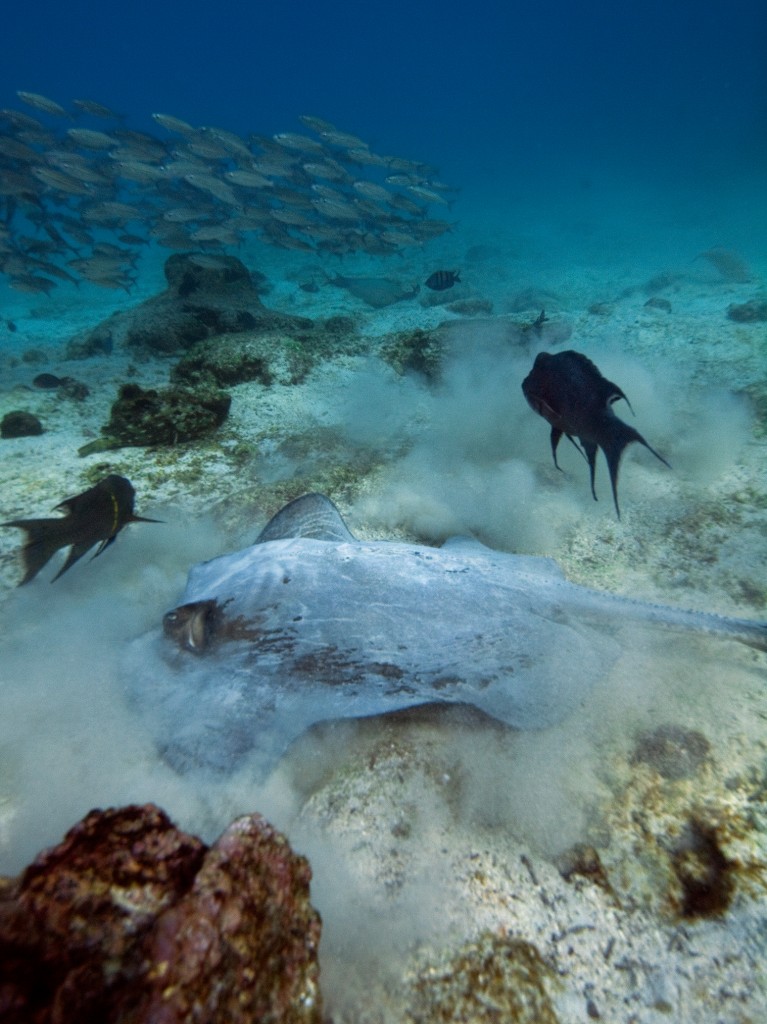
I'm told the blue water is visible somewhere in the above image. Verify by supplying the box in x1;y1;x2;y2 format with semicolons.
3;0;765;194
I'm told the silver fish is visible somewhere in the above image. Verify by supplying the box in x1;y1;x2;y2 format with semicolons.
152;112;197;136
17;91;69;118
65;127;116;150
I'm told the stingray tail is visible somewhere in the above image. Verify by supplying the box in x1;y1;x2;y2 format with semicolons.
2;517;71;585
601;422;671;519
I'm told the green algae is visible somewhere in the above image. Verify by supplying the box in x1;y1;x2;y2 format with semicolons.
380;327;444;381
78;382;231;456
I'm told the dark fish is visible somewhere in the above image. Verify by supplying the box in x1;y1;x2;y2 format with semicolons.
2;474;159;584
521;350;670;517
531;309;548;329
425;269;460;291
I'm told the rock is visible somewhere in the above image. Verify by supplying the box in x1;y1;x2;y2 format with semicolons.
588;302;613;316
644;296;672;313
0;804;205;1023
380;328;445;381
667;816;736;919
79;382;231;454
66;253;313;358
138;814;322;1024
405;931;560;1024
727;298;767;323
1;410;43;438
444;297;494;316
380;313;573;383
171;316;364;390
630;724;711;781
0;804;322;1024
554;842;613;894
172;334;312;389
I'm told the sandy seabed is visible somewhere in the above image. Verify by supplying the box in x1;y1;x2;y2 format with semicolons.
0;182;765;1022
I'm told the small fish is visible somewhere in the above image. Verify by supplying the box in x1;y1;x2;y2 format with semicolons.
183;173;241;207
521;350;670;517
223;169;273;189
151;112;197;136
65;127;116;150
425;269;460;291
8;274;56;295
3;474;159;584
273;132;325;154
16;91;69;118
72;98;123;120
524;309;548;333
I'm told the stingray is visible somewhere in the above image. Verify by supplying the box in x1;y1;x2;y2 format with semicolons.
123;494;766;777
522;350;670;517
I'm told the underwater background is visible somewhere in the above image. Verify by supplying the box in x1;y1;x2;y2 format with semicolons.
1;2;766;1022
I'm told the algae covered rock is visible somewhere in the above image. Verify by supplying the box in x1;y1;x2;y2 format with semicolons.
0;804;322;1024
727;298;767;323
80;381;231;454
380;327;446;381
405;931;560;1024
1;410;44;438
173;333;314;388
66;252;313;358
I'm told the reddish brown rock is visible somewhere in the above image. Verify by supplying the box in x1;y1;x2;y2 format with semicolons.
137;814;321;1024
0;805;322;1024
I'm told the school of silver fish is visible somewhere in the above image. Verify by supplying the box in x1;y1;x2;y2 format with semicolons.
0;91;458;294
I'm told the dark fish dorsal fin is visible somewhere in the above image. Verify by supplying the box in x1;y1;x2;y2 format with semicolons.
255;493;356;544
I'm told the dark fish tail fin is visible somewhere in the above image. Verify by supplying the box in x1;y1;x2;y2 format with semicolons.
2;517;69;585
549;427;564;470
582;441;600;504
600;422;671;519
52;540;98;581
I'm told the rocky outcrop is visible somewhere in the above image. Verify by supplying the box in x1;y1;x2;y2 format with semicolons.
79;381;231;454
0;804;322;1024
66;253;314;358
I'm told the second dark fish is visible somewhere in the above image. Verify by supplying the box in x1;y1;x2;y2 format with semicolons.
521;350;670;517
425;269;460;291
